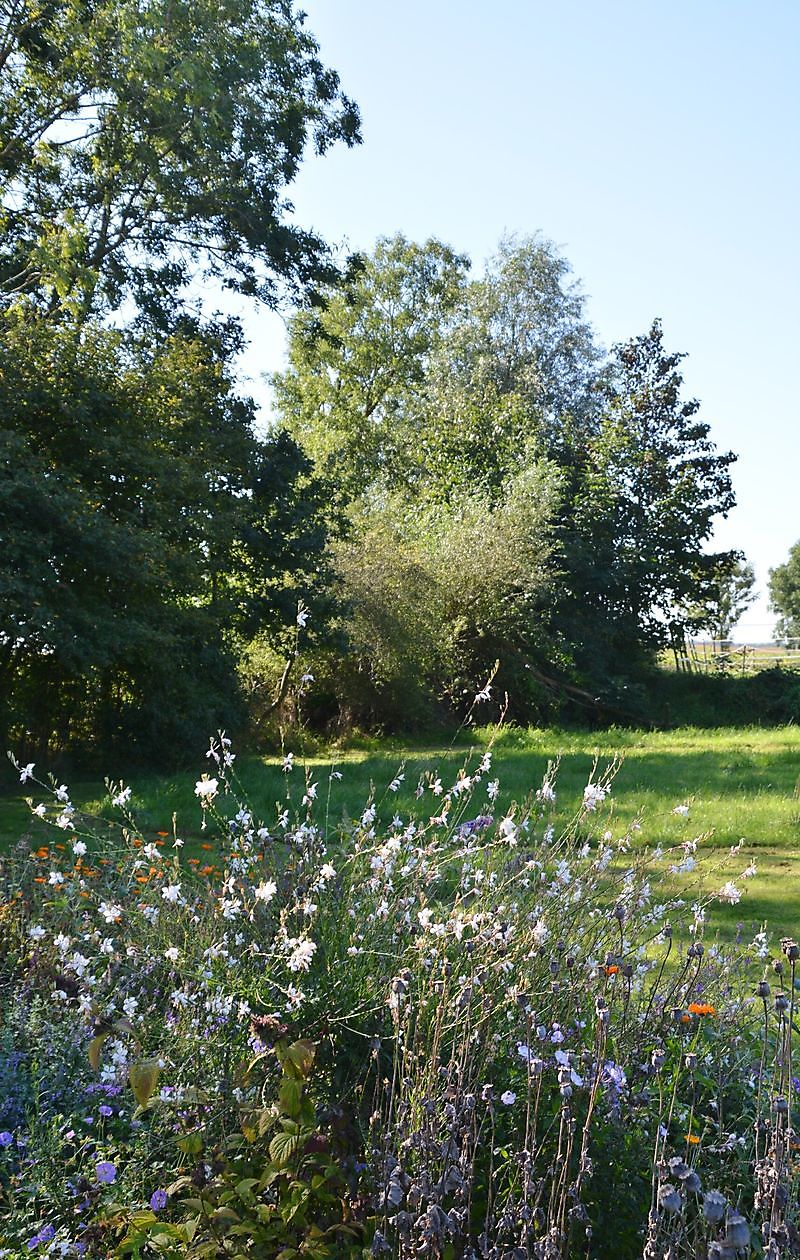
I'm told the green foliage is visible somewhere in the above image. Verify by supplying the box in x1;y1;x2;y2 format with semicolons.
314;465;562;729
0;310;329;758
769;541;800;644
110;1036;362;1259
683;557;756;645
0;0;360;322
555;319;738;699
274;234;470;503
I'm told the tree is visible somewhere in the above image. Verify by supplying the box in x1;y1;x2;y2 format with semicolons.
550;321;738;706
273;235;470;501
0;310;330;757
274;233;605;505
686;557;756;645
769;543;800;644
0;0;360;322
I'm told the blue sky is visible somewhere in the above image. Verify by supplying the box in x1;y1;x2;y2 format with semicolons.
237;0;800;639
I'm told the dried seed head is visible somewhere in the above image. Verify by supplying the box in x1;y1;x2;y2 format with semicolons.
781;938;800;962
684;1052;698;1071
657;1183;682;1214
724;1213;750;1248
757;980;771;999
775;992;789;1013
702;1190;727;1223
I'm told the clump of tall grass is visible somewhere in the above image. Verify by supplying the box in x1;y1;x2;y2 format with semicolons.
0;727;791;1258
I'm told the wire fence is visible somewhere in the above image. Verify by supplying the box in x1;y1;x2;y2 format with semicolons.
671;639;800;676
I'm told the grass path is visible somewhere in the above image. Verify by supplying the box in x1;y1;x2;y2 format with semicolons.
3;725;799;935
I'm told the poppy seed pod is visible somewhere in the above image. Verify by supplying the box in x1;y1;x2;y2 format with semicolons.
684;1052;698;1071
757;980;771;999
702;1190;727;1223
657;1183;682;1214
668;1158;690;1179
775;993;789;1013
782;938;800;962
773;1096;789;1114
682;1170;702;1194
724;1213;750;1248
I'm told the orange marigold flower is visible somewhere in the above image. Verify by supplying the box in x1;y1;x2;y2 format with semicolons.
132;838;143;848
604;964;620;976
688;1002;716;1017
156;832;169;839
135;875;149;884
201;843;213;851
54;843;66;852
685;1134;700;1145
33;876;46;884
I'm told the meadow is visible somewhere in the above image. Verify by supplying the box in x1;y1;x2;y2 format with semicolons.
2;724;800;1258
3;724;799;936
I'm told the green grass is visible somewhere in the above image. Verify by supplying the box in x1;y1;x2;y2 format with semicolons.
3;725;800;936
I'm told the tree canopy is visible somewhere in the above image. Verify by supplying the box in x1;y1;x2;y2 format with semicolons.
769;543;800;644
0;0;360;322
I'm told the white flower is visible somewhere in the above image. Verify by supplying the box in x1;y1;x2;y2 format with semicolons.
28;925;46;941
474;684;492;702
741;861;758;879
500;1090;516;1105
32;803;47;817
254;880;277;903
536;782;556;804
487;779;500;801
112;786;132;808
54;933;70;952
583;783;608;811
161;883;182;904
672;804;690;816
56;810;74;830
98;902;123;924
122;996;138;1018
319;863;336;881
287;938;317;973
19;762;35;783
194;777;218;802
282;753;294;772
532;918;549;946
361;804;377;828
296;608;309;628
164;947;180;962
330;770;343;781
718;881;742;905
48;870;64;886
388;774;405;793
55;785;70;803
302;782;317;804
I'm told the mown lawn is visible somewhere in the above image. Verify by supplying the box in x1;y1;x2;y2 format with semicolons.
2;725;799;936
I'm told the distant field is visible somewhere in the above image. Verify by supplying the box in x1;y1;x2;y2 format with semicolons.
663;641;800;675
3;725;800;937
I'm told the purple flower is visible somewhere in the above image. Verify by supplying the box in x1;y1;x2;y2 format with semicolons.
0;1131;13;1147
95;1161;117;1184
150;1189;168;1211
99;1105;113;1118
